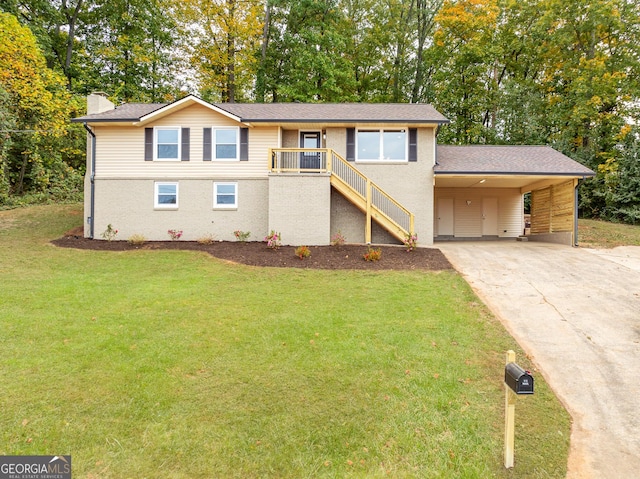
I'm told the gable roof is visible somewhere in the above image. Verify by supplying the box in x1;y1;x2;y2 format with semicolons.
435;145;595;177
72;94;449;125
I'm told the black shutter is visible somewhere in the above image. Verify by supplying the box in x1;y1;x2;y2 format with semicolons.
346;127;355;161
144;128;153;161
408;128;417;162
181;128;190;161
203;128;212;161
240;127;249;161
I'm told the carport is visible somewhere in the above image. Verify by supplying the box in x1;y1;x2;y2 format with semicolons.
433;145;595;246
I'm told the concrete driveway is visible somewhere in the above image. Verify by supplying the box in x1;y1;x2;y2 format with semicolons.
437;241;640;478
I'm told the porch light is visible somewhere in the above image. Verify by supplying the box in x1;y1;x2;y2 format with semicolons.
466;200;472;206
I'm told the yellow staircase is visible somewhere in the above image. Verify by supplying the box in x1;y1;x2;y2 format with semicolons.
270;148;414;243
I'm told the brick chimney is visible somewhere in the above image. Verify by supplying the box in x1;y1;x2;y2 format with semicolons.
87;92;114;115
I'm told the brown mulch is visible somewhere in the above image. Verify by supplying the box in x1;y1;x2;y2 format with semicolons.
51;227;452;271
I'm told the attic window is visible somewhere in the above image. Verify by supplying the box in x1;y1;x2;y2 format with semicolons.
357;129;407;161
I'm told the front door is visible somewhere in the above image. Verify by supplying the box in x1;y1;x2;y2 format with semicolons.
300;132;321;170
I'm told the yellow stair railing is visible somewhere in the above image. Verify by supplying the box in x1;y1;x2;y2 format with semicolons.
269;148;414;243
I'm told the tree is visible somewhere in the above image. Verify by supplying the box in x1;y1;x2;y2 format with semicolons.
428;0;502;143
0;12;81;203
81;0;182;102
179;0;263;102
257;0;357;102
0;0;88;90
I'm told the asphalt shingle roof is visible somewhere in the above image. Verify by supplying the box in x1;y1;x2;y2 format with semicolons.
73;96;449;124
436;145;595;176
213;103;449;123
72;103;167;122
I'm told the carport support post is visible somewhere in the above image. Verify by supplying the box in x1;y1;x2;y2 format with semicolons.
504;350;516;468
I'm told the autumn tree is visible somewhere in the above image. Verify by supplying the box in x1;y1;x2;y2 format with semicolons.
428;0;501;143
0;0;88;90
0;12;82;204
179;0;263;102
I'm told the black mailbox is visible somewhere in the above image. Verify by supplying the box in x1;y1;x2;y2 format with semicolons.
505;363;534;395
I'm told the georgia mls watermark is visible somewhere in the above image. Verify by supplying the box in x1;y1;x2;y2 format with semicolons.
0;456;71;479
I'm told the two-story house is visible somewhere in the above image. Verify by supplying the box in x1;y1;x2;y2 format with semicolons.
73;93;594;246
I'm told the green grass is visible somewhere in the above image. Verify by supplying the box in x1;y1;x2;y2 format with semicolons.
578;218;640;248
0;205;570;478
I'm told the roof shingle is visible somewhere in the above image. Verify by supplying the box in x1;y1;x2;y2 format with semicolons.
73;95;448;124
436;145;594;176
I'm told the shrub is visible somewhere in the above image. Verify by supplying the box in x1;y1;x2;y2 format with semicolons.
101;224;118;242
264;230;281;249
168;229;183;241
295;245;311;260
403;233;418;252
234;230;250;242
363;247;382;262
330;231;346;246
128;234;146;245
197;234;216;244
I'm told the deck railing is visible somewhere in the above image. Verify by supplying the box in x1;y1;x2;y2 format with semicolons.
269;148;414;241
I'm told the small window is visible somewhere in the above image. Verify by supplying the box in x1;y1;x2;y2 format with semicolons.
213;182;237;208
214;128;239;160
356;129;407;161
155;127;181;160
155;182;178;208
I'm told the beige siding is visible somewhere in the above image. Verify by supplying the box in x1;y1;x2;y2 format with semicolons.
94;103;279;179
434;188;524;238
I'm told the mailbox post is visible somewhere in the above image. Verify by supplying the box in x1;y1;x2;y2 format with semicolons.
504;350;534;469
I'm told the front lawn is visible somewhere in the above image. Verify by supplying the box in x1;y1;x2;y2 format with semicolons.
0;205;570;478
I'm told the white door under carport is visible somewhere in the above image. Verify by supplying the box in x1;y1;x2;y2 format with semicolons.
437;198;454;236
482;197;498;236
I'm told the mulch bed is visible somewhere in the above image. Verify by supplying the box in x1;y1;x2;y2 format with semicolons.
52;227;452;271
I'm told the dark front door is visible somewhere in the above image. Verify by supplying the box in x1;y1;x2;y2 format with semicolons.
300;132;321;170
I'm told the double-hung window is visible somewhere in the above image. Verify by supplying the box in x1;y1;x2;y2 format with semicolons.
155;127;181;160
357;129;407;161
214;128;239;160
155;182;178;208
213;182;237;208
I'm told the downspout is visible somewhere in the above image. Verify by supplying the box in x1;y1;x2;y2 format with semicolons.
83;123;96;239
574;178;584;247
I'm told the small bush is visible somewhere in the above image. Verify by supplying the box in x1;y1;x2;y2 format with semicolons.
168;229;183;241
295;245;311;260
403;233;418;252
363;247;382;262
197;234;216;244
128;234;147;245
234;230;250;242
331;231;346;246
264;230;281;249
101;224;118;242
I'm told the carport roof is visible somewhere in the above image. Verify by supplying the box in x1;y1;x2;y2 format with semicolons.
435;145;595;177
